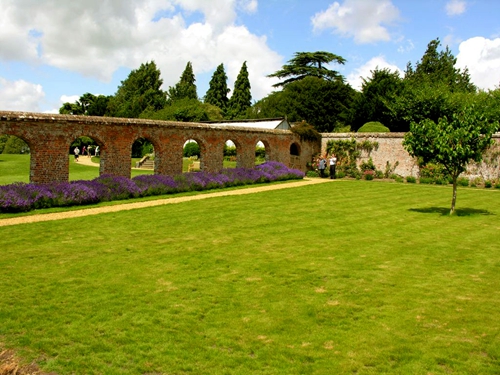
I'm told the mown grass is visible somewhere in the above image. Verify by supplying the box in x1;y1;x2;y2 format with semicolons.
0;181;499;374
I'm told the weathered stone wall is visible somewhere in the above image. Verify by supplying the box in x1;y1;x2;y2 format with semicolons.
321;132;500;179
0;111;319;184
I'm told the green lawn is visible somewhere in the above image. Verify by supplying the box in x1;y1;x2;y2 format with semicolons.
1;181;499;374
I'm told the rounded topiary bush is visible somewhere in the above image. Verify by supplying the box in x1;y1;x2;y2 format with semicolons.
357;121;390;133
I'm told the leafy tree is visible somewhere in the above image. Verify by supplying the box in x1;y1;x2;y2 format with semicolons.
141;98;223;122
59;93;112;116
352;68;403;131
249;76;356;132
168;62;198;102
0;135;8;153
59;102;84;115
2;136;30;154
403;105;498;214
268;51;346;87
405;38;475;93
183;141;200;158
87;95;112;116
204;63;230;112
107;61;166;118
384;38;477;132
227;61;252;119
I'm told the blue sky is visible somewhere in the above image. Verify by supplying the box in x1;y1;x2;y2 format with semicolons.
0;0;499;114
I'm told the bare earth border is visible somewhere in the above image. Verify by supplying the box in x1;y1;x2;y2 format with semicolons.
0;178;332;227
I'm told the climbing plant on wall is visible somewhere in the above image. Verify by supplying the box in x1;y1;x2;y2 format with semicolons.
325;138;379;178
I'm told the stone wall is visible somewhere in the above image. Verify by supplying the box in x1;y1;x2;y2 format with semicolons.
0;111;319;184
321;132;500;180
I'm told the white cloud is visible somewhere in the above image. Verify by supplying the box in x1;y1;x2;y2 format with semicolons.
446;0;467;16
0;0;279;103
0;77;45;112
456;37;500;91
238;0;258;14
60;95;80;104
311;0;400;44
346;56;403;91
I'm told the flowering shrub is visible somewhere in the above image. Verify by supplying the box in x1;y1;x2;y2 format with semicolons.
0;162;304;213
363;170;375;180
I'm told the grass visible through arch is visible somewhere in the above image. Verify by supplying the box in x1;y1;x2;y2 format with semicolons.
0;181;499;374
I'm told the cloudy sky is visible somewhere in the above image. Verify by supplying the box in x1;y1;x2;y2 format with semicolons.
0;0;499;113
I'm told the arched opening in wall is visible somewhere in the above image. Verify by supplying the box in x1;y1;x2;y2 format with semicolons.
255;140;269;165
290;142;301;170
0;134;31;184
223;139;238;169
131;137;155;176
69;136;100;181
183;139;202;172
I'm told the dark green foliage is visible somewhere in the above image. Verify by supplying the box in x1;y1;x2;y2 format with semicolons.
386;39;477;132
357;121;390;133
406;176;417;183
204;64;229;112
60;93;112;116
142;99;222;122
458;177;470;187
132;138;153;158
485;180;492;188
419;177;433;184
249;76;356;132
2;136;29;154
352;68;403;131
291;121;321;142
0;134;8;153
405;38;476;93
227;62;252;119
59;102;84;115
267;51;346;87
87;95;112;116
255;147;266;160
168;62;198;102
183;142;200;158
107;61;166;118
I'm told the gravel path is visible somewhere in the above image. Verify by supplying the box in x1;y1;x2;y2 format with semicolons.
0;178;332;227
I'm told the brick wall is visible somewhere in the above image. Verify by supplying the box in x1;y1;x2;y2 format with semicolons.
322;132;500;179
0;111;319;184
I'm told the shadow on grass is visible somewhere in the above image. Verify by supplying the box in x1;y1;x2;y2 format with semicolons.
409;207;494;216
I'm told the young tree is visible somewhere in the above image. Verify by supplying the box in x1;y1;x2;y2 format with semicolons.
204;63;230;112
267;51;346;87
107;61;166;118
403;105;498;214
227;61;252;119
168;62;198;102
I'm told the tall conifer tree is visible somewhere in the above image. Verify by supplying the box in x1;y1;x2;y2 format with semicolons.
204;63;230;111
168;62;198;102
227;61;252;119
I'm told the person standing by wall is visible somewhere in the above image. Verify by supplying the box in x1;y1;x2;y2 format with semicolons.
318;157;326;178
329;154;337;179
74;146;80;162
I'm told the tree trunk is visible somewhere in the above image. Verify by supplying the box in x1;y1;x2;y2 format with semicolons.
450;177;458;215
